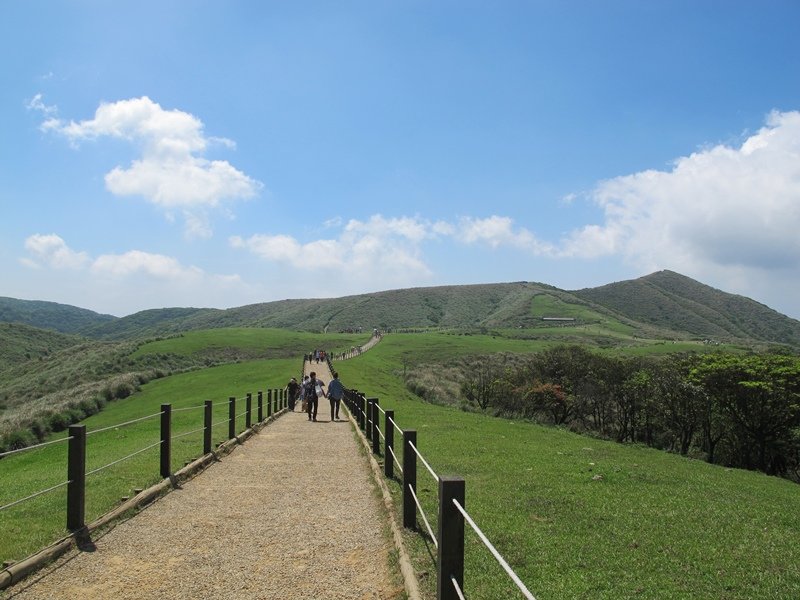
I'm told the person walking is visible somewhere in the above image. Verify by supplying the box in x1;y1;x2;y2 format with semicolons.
299;375;310;413
304;372;325;422
286;377;300;412
327;371;345;421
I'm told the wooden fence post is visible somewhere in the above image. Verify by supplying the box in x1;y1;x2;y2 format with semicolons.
371;398;380;455
67;424;86;532
437;477;466;600
246;393;252;429
366;398;373;442
228;397;236;439
258;391;263;422
204;400;212;454
403;429;417;529
385;410;395;479
160;404;171;478
360;395;367;431
267;389;272;418
273;388;278;414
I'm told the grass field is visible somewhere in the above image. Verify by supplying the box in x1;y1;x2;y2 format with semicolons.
335;334;800;599
2;329;797;599
131;327;368;359
0;357;298;565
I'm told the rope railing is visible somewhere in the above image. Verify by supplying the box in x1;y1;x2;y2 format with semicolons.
388;414;402;436
388;444;403;474
171;404;206;413
171;426;207;441
408;483;438;549
336;380;538;600
86;440;163;477
87;411;164;436
451;576;466;600
0;480;71;513
1;380;290;577
452;498;537;600
409;440;440;483
0;435;73;459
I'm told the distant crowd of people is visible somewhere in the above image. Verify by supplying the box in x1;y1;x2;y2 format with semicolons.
308;349;327;364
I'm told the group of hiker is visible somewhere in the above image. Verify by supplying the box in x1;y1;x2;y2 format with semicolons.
285;369;345;422
310;349;327;363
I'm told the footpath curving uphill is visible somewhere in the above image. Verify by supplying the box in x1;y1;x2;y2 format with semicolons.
4;362;402;599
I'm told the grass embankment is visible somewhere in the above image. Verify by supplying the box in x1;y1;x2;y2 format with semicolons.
130;327;366;360
0;326;373;565
0;357;298;565
335;333;800;599
1;328;369;563
0;328;368;449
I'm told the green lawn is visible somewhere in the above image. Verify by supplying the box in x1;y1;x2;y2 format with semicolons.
3;329;798;599
133;327;369;358
0;357;297;565
335;334;800;599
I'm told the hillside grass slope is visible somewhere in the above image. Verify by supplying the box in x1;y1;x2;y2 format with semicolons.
3;271;800;350
0;297;115;334
574;270;800;346
335;334;800;599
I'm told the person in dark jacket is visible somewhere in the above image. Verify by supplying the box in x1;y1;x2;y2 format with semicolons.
327;371;345;421
286;377;300;411
304;372;325;422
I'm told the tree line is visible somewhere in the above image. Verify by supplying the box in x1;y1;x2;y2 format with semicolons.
458;346;800;481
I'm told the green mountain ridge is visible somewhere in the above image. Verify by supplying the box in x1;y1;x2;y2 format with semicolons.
0;297;116;334
2;271;800;348
573;270;800;347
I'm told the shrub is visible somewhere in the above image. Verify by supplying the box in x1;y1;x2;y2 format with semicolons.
48;411;72;432
77;399;99;417
1;429;37;452
29;418;50;441
113;382;133;399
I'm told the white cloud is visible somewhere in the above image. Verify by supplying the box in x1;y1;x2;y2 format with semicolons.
104;157;258;210
22;234;89;269
231;213;558;294
39;96;261;237
457;215;554;254
559;110;800;311
91;250;204;281
231;214;439;292
20;234;241;296
26;93;58;117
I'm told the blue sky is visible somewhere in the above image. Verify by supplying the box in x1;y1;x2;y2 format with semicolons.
3;1;800;319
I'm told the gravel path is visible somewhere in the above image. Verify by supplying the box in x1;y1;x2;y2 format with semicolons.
5;362;402;599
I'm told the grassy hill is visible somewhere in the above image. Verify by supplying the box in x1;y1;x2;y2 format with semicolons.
0;297;116;334
0;328;372;451
4;271;800;350
0;323;82;374
573;270;800;346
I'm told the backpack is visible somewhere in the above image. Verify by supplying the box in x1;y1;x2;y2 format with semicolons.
304;379;317;398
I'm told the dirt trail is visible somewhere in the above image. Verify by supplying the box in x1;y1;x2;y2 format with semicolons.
5;360;401;599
